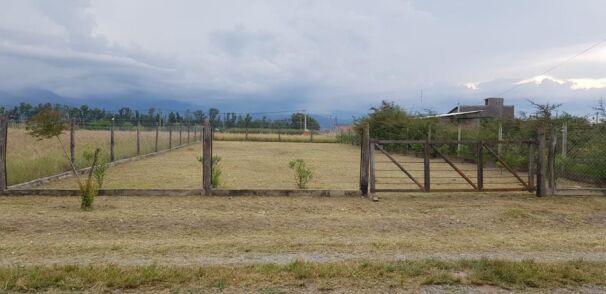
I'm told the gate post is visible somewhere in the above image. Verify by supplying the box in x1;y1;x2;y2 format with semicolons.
202;119;213;196
359;123;370;196
369;141;376;194
423;135;431;192
536;128;546;197
0;115;8;191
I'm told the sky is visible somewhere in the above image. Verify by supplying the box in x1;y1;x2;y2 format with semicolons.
1;0;605;118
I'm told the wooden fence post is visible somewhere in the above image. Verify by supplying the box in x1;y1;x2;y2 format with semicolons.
477;142;484;191
136;120;141;156
187;123;190;144
547;127;557;195
528;142;535;191
497;121;503;156
536;128;546;197
369;141;375;194
110;118;115;162
178;123;182;145
70;120;75;167
0;115;8;191
561;123;567;157
155;119;159;152
359;123;370;196
193;124;197;142
168;124;172;149
202;119;212;196
310;131;314;143
424;135;431;192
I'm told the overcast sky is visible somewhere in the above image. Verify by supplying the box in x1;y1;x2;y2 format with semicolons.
1;0;605;115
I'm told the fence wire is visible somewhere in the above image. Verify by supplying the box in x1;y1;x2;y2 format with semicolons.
555;124;606;190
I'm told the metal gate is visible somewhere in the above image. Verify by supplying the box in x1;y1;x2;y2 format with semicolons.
370;139;536;193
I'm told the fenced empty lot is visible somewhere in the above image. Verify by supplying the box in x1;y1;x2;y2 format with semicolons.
36;141;360;189
1;193;605;292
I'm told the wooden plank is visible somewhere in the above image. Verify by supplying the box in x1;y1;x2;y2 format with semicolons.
202;119;212;196
430;145;478;190
359;123;370;196
482;144;529;189
0;115;7;191
375;144;424;191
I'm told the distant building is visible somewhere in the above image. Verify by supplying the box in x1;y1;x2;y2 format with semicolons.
448;98;514;121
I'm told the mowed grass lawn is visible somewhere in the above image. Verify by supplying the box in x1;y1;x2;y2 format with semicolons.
40;141;361;189
1;193;605;292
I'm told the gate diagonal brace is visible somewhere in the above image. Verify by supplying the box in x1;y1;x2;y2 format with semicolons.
374;144;425;191
482;144;530;189
430;145;478;190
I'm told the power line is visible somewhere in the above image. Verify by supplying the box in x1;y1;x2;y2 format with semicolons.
495;37;606;97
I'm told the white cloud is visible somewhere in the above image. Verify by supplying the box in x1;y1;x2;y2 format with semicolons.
0;0;606;114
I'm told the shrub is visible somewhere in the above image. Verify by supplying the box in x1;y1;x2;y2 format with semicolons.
288;159;313;189
196;155;223;188
26;109;99;210
83;150;109;189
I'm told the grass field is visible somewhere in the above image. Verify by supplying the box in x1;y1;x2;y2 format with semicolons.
7;128;193;185
39;141;361;189
39;140;534;190
1;193;605;292
214;131;339;143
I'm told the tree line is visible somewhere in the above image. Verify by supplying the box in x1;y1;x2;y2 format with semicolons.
0;102;320;130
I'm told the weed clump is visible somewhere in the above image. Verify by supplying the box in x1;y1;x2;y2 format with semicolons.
288;159;313;189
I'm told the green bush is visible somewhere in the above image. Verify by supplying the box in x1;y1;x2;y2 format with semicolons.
288;159;313;189
197;155;223;188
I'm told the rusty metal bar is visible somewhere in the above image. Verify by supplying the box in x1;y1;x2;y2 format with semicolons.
482;144;529;189
375;144;425;191
430;145;478;190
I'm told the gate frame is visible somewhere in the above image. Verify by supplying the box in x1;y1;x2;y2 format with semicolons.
360;130;546;197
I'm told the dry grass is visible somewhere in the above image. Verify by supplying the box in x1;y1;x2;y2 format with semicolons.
7;128;193;185
214;132;338;143
2;259;605;292
40;141;361;189
1;193;604;267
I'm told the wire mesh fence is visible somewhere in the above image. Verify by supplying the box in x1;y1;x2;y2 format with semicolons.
555;124;606;190
6;119;203;186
